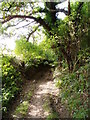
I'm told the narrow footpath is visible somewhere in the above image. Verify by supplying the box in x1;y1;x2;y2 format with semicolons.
7;65;70;119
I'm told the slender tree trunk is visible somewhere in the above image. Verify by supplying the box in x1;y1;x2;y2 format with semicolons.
68;0;71;15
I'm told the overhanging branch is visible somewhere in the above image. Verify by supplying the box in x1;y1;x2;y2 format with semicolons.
26;25;40;42
1;15;51;33
31;8;68;15
16;21;35;29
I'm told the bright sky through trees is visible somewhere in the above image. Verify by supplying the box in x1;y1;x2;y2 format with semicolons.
0;1;68;51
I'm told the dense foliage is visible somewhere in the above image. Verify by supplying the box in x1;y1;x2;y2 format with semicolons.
14;38;58;67
55;62;89;118
2;55;22;113
0;1;89;119
50;2;89;72
52;2;89;119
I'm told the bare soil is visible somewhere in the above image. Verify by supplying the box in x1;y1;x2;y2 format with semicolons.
4;65;70;119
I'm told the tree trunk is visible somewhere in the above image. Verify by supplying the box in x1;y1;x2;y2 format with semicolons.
45;2;58;25
58;46;73;72
68;0;71;15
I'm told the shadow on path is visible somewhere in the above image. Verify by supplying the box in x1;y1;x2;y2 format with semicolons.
5;65;70;119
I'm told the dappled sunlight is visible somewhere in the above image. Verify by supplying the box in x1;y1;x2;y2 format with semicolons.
6;66;59;119
1;1;89;119
28;103;49;117
11;101;29;118
36;81;59;96
35;94;41;98
27;75;59;118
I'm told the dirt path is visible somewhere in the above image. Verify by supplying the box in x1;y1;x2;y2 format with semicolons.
6;66;70;119
27;72;59;118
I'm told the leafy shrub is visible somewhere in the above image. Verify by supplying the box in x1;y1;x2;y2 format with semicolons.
55;63;89;118
14;38;58;67
2;55;22;113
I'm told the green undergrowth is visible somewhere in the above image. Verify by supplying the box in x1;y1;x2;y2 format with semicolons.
1;38;58;117
54;63;89;119
26;91;33;101
43;98;51;112
43;95;59;120
47;112;59;120
14;38;58;68
14;101;29;117
13;90;33;118
2;55;22;114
